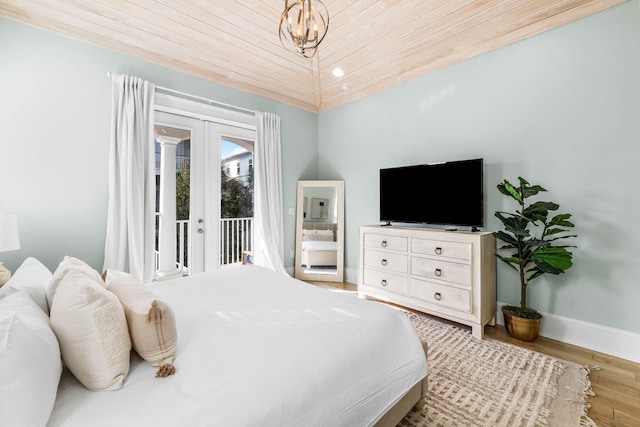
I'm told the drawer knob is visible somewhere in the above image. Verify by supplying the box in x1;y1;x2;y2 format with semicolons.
381;259;388;266
434;268;442;277
381;240;388;248
381;279;387;287
435;247;442;255
434;292;442;301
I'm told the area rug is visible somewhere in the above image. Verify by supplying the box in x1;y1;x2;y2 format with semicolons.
398;311;596;427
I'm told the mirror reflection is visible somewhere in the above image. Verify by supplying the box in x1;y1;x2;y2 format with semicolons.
294;180;344;282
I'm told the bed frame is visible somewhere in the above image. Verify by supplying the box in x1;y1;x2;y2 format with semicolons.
303;247;338;268
375;341;428;426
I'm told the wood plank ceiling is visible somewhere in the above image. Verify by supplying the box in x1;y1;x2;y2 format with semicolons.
0;0;627;113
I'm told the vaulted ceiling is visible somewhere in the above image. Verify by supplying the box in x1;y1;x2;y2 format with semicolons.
0;0;627;112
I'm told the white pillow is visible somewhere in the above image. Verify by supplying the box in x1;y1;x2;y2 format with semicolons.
50;269;131;391
47;256;105;310
0;257;52;314
0;290;62;427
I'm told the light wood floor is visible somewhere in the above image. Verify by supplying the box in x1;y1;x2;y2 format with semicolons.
313;281;640;427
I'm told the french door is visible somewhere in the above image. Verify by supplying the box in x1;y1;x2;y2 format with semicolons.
154;94;256;276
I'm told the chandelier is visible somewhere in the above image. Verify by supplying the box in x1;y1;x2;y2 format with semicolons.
279;0;330;58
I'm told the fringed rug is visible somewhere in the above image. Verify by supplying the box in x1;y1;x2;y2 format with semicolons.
399;311;596;427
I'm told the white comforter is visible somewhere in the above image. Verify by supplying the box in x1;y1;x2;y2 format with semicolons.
47;265;427;427
302;240;337;252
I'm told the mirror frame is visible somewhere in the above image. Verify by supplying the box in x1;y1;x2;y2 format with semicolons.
294;180;344;282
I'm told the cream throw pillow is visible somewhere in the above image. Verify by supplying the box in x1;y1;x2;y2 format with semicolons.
50;269;131;391
302;229;335;241
105;269;177;377
47;256;105;311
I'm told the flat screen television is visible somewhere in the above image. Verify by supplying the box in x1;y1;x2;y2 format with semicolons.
379;158;484;229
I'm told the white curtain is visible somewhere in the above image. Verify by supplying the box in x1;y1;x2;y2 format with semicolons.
103;74;156;283
253;112;287;274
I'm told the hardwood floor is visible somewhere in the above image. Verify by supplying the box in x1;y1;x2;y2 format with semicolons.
312;281;640;427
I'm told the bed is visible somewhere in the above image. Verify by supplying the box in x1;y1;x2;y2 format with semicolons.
301;228;338;268
0;257;428;427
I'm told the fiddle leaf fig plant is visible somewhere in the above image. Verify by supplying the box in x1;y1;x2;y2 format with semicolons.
494;177;577;319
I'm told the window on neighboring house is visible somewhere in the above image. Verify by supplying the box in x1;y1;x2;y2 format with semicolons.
249;158;253;172
237;162;241;175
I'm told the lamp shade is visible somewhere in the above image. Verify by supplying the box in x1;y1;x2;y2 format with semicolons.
0;214;20;252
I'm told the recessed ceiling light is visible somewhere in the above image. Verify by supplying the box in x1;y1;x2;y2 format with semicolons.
332;68;345;78
341;84;351;92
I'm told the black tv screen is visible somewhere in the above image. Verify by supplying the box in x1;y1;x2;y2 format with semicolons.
380;158;484;228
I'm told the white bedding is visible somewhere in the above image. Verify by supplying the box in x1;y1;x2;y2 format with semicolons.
302;240;337;252
301;240;338;267
47;265;427;427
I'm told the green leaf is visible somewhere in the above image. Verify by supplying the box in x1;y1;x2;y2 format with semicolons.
544;228;566;236
498;180;523;203
524;201;558;218
531;247;573;271
496;255;525;265
493;230;518;246
549;213;574;228
496;256;521;272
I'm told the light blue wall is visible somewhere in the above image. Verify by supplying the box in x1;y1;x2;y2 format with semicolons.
2;2;639;334
0;17;318;272
319;1;640;333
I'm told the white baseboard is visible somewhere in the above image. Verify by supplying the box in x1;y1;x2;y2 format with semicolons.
497;301;640;364
332;273;640;364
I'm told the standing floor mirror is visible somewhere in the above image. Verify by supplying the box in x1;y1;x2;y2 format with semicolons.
294;180;344;282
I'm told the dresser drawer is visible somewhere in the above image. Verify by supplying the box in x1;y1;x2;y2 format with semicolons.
364;250;408;273
411;256;471;286
412;238;471;261
363;268;408;294
410;279;471;312
364;233;408;252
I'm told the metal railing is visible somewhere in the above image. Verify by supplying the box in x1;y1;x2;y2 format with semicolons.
154;153;190;173
155;217;253;274
176;219;189;271
220;217;253;266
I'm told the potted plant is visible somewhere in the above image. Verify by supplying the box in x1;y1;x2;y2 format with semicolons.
493;177;577;341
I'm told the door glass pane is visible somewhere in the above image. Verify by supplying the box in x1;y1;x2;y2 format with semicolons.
175;138;190;272
154;125;191;276
220;138;254;266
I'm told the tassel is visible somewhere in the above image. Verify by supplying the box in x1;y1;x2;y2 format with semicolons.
146;300;163;323
156;363;176;377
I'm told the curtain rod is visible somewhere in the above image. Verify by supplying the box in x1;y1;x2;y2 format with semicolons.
107;72;256;116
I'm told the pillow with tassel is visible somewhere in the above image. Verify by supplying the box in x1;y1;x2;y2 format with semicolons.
104;269;177;377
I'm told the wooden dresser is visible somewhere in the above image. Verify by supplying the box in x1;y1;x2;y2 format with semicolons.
357;225;496;339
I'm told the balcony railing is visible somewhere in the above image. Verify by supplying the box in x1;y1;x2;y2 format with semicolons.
220;217;253;266
155;217;253;274
155;153;190;173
